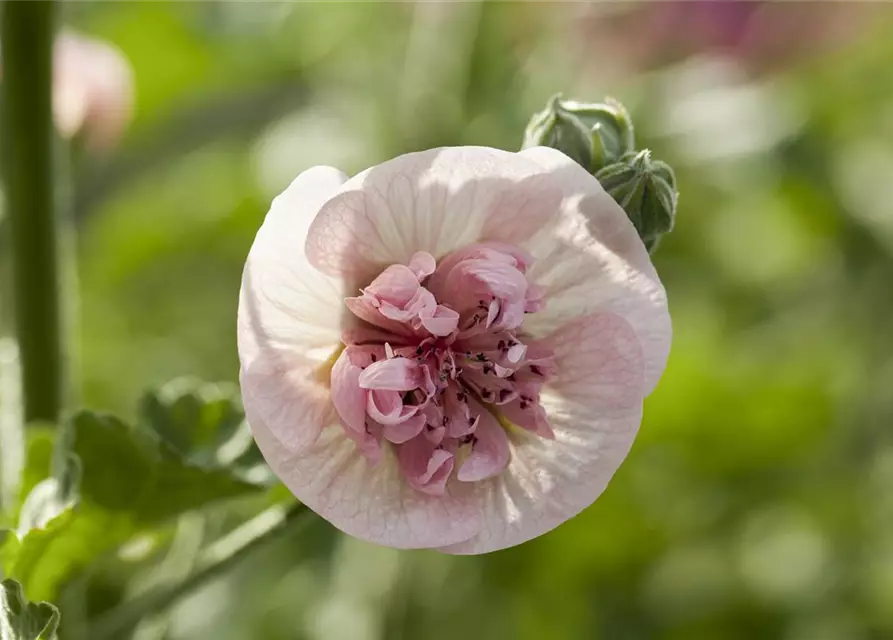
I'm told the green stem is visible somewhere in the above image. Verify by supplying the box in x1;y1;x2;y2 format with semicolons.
1;1;63;424
89;504;311;640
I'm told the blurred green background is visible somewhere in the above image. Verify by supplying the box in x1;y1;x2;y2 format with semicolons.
5;1;893;639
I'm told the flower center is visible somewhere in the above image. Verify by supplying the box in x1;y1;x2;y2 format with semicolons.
331;243;555;495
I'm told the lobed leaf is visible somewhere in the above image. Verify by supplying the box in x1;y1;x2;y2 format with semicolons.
2;410;262;601
0;578;60;640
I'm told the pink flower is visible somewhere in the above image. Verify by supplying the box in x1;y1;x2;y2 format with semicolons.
53;31;133;151
238;146;671;553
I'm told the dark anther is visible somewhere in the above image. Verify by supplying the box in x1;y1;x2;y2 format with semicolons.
481;389;491;399
507;373;516;382
442;416;449;426
370;354;377;362
529;365;542;376
416;346;423;355
497;340;506;351
476;353;486;362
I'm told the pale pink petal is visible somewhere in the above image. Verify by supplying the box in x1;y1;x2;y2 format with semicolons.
517;147;671;394
305;147;563;286
382;414;427;444
358;358;421;391
330;350;366;433
408;251;437;279
499;398;554;439
506;342;526;363
440;311;645;554
365;390;409;424
239;166;349;366
240;348;336;454
53;31;133;150
545;313;645;408
239;167;350;453
250;416;482;549
365;264;421;305
456;408;510;483
344;296;416;337
398;438;456;496
424;425;446;444
341;420;383;465
440;401;643;555
419;305;460;337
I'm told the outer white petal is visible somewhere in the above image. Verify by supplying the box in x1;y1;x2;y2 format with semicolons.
241;165;484;547
304;146;563;287
239;166;349;452
441;312;645;554
250;412;483;549
518;146;672;394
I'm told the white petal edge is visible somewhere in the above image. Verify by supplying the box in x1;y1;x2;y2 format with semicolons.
440;311;646;554
239;166;351;451
249;413;484;549
440;400;643;555
518;146;672;394
238;165;350;368
304;146;564;288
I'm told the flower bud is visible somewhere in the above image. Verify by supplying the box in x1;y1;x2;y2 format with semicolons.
523;96;637;172
522;95;594;170
561;98;635;171
596;150;677;253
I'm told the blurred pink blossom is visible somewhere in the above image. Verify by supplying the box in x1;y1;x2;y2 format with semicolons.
52;31;134;151
580;1;879;74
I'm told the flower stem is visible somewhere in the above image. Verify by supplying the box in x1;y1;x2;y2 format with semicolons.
1;1;63;424
88;504;311;640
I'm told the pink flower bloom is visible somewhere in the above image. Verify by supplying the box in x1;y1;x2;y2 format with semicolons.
238;146;671;553
53;31;133;150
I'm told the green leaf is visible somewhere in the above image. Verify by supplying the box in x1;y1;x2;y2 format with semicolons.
66;409;262;528
16;429;56;517
0;579;60;639
2;411;262;601
0;531;20;577
138;378;273;486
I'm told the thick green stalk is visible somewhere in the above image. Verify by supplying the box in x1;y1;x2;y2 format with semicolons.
89;504;311;640
1;1;63;423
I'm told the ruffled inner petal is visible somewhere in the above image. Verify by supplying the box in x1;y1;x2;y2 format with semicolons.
329;243;565;495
